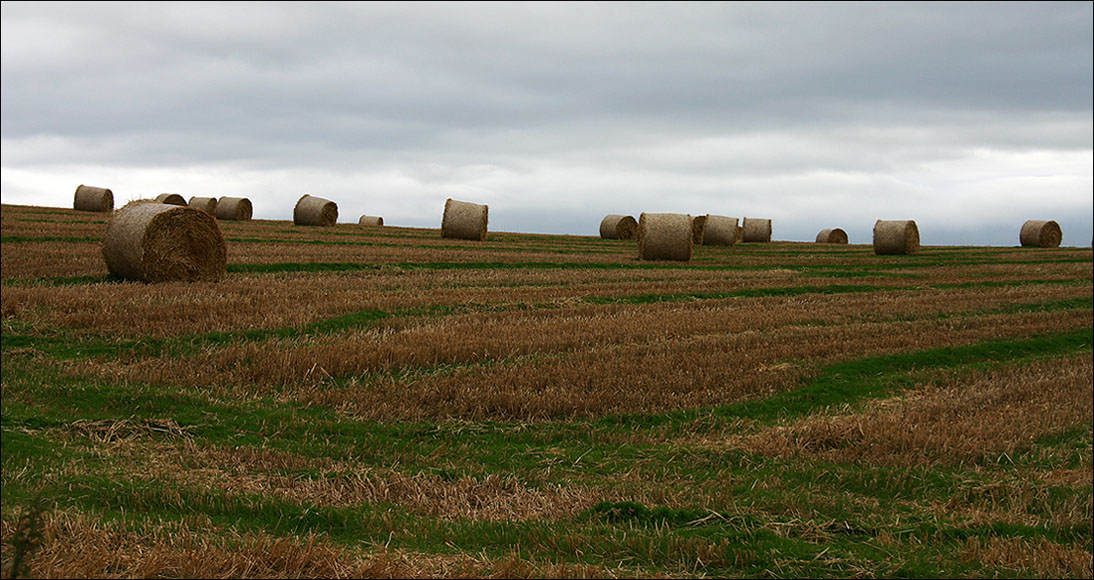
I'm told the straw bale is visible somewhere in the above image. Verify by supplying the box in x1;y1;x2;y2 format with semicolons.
188;196;218;215
294;194;338;226
742;217;772;242
701;215;739;246
599;214;637;240
101;200;226;283
691;215;707;245
358;215;384;227
1019;220;1062;248
73;185;113;212
154;193;187;206
873;220;920;255
637;212;693;261
815;228;849;244
215;197;252;221
441;198;489;241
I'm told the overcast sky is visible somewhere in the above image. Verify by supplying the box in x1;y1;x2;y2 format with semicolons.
3;1;1092;246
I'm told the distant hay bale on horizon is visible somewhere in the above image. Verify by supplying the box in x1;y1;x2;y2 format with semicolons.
358;215;384;227
101;200;226;283
599;214;637;240
691;215;707;245
742;217;772;242
73;185;113;212
188;196;218;215
637;212;693;261
1019;220;1062;248
215;197;252;221
816;228;849;244
701;215;739;246
294;194;338;226
154;194;187;206
873;220;919;255
441;198;488;241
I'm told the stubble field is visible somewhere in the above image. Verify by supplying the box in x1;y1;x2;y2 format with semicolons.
1;202;1091;578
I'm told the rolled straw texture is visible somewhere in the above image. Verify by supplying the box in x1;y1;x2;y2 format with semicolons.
742;218;772;242
816;228;849;244
215;197;252;221
1019;220;1062;248
294;194;338;226
599;214;637;240
73;185;113;212
358;215;384;226
154;193;187;206
188;196;218;215
873;220;920;255
441;198;488;241
701;215;739;246
101;200;226;283
691;215;707;245
637;212;693;261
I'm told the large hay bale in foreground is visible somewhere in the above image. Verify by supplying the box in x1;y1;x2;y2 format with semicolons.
599;214;637;240
742;217;772;242
1019;220;1062;248
701;215;739;246
101;201;226;283
215;197;252;221
873;220;919;255
73;185;113;212
188;196;218;214
691;215;707;244
637;213;693;261
441;198;488;241
154;193;187;206
816;228;849;244
294;194;338;226
358;215;384;227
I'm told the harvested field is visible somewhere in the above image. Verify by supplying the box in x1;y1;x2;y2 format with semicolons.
3;202;1091;579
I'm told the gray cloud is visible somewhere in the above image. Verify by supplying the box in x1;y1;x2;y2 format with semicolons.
2;1;1091;246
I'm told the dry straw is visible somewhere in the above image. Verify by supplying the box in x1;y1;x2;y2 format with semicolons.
215;197;252;221
742;217;772;242
441;198;489;241
873;220;920;255
637;212;693;261
73;185;113;212
691;215;707;245
1019;220;1062;248
701;215;739;246
816;228;849;244
294;194;338;226
101;200;226;283
599;214;637;240
154;193;187;206
358;215;384;227
188;196;218;215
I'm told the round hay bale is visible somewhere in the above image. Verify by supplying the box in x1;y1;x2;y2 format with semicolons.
188;196;218;215
816;228;849;244
691;215;707;245
73;185;114;212
742;218;772;242
358;215;384;227
702;215;739;246
873;220;920;255
1019;220;1061;248
215;197;252;221
599;214;637;240
294;194;338;226
441;198;488;241
101;200;226;283
154;193;187;206
637;212;693;261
